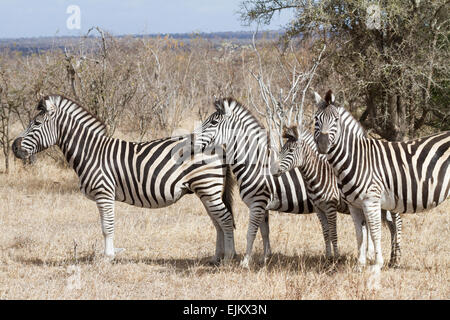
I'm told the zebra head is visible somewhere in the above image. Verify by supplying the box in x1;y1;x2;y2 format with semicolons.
313;90;340;154
193;98;235;152
12;95;60;160
271;126;303;177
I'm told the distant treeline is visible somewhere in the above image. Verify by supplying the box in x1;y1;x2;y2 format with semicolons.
0;30;284;55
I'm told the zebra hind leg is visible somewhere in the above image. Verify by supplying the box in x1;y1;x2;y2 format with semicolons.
391;212;402;268
241;207;266;269
200;197;236;265
383;211;402;268
209;216;226;265
258;211;272;265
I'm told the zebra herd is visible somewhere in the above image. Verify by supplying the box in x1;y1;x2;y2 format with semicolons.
11;92;449;275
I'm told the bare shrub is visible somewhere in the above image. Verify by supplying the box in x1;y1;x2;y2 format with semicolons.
0;31;328;171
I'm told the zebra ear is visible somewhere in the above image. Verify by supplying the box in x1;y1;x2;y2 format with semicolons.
214;98;232;116
324;90;335;105
314;91;323;105
223;99;232;116
213;98;222;112
38;96;57;114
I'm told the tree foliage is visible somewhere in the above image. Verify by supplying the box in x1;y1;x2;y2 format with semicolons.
241;0;450;140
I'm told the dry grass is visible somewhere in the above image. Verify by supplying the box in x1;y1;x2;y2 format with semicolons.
0;157;449;300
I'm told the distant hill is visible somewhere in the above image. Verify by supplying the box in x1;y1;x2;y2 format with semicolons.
0;30;284;55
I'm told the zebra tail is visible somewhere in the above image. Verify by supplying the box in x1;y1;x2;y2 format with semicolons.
222;165;236;229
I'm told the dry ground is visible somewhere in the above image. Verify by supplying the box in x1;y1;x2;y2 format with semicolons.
0;157;448;300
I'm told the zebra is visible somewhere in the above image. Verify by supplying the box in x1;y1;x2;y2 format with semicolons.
193;97;380;267
12;95;236;263
271;125;402;267
313;90;450;271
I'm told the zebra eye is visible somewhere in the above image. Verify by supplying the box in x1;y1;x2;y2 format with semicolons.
210;119;219;126
34;118;43;126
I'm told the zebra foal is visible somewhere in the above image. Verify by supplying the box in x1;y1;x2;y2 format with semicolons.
12;95;236;263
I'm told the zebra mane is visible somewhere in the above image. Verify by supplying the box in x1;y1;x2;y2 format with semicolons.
214;97;275;165
336;105;367;138
43;95;107;134
214;97;266;130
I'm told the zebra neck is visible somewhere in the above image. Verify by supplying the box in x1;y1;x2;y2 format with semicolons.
227;128;270;185
339;107;366;139
57;117;108;175
298;144;326;190
326;112;367;176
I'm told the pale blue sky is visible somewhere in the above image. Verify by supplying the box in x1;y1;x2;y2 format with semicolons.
0;0;294;38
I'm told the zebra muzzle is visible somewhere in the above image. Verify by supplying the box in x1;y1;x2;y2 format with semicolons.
12;137;29;160
317;133;330;154
270;161;282;177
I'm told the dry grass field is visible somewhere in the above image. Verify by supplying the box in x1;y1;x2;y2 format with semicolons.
0;154;448;300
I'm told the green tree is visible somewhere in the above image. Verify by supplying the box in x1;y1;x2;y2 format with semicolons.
241;0;449;140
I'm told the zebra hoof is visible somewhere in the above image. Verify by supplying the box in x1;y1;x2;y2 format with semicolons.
220;258;233;267
222;252;236;265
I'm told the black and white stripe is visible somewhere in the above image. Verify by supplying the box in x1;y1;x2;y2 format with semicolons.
12;95;236;263
313;90;449;270
273;125;403;267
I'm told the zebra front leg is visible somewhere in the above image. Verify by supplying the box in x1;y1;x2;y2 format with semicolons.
95;196;124;260
366;223;375;262
315;209;332;259
324;205;339;259
349;206;367;271
362;200;384;273
259;211;272;265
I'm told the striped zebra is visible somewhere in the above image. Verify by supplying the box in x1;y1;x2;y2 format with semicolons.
272;125;402;267
12;95;236;263
313;90;450;271
193;97;373;267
